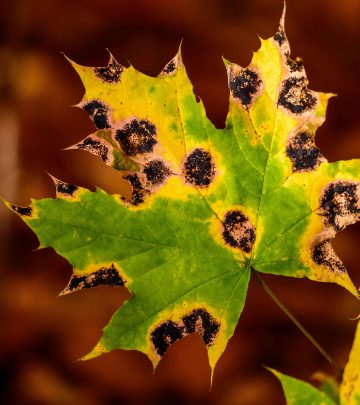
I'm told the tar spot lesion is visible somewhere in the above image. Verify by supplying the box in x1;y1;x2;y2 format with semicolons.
61;264;125;295
312;240;346;273
278;76;317;114
162;58;177;75
285;55;304;73
183;148;215;188
151;321;184;357
11;204;32;216
274;30;286;46
143;159;171;186
228;66;263;108
151;308;220;358
182;308;220;346
286;132;324;172
122;173;148;206
83;100;111;130
319;181;360;231
222;210;256;253
55;180;79;197
94;54;123;83
76;136;110;163
115;119;157;157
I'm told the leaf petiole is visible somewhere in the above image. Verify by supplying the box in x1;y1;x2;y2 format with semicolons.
251;268;344;378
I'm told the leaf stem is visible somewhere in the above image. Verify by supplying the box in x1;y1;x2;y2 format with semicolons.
251;268;344;377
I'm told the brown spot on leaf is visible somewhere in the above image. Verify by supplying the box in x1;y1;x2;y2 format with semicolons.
62;264;125;295
228;67;263;108
143;160;171;186
76;136;110;163
312;240;346;273
94;54;123;83
150;307;220;358
222;210;256;253
183;148;215;187
11;204;32;216
274;30;286;46
83;100;111;129
55;180;78;197
162;58;177;75
319;181;360;231
286;57;304;73
182;308;220;346
122;173;148;206
278;76;317;114
115;119;157;156
286;132;324;172
151;321;185;357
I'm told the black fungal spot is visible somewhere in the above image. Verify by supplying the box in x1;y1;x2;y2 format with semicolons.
56;180;78;197
183;148;215;187
83;100;111;129
320;181;360;231
182;308;220;346
123;174;147;206
228;68;263;107
94;56;123;83
143;160;171;186
11;205;32;216
312;240;346;273
77;137;110;163
285;55;304;73
151;321;185;357
222;210;256;253
115;119;157;156
67;264;125;292
278;76;317;114
286;132;323;172
162;59;176;74
274;30;286;45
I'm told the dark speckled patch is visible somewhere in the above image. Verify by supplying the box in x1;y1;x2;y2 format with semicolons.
274;30;286;46
56;180;79;197
312;240;346;273
94;55;123;83
122;173;147;206
222;210;256;253
63;264;125;295
183;148;215;187
76;136;110;163
11;204;32;216
162;59;176;75
319;181;360;231
83;100;111;129
143;160;171;186
182;308;220;346
150;307;220;358
115;119;157;156
278;76;317;114
228;67;263;108
151;321;185;357
286;132;324;172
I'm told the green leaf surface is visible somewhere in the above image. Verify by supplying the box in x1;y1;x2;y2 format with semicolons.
269;368;337;405
6;8;360;374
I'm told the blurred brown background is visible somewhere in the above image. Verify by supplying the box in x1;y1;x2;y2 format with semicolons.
0;0;359;404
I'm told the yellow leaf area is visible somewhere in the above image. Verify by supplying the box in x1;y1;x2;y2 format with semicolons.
341;319;360;404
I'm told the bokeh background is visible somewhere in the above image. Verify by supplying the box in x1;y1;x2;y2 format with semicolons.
0;0;359;404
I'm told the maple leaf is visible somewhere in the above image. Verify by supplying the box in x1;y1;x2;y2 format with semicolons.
5;8;360;376
271;317;360;404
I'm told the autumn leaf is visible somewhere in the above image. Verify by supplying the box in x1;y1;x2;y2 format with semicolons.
5;8;360;376
271;317;360;404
